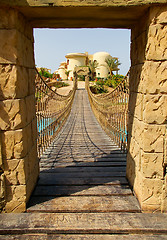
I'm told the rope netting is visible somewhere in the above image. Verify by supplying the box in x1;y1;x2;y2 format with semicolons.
87;71;130;151
35;68;77;157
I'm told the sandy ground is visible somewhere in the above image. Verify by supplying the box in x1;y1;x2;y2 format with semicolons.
56;81;86;96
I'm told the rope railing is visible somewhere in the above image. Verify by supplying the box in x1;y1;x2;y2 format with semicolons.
87;70;130;151
35;68;77;157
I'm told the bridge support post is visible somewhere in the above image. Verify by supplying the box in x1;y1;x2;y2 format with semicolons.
127;5;167;212
85;76;89;90
0;8;39;212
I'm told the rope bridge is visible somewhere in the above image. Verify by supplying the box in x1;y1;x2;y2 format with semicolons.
87;71;130;152
35;68;129;157
35;68;77;157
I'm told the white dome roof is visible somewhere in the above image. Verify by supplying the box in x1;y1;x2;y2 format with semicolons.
93;52;110;64
93;51;110;58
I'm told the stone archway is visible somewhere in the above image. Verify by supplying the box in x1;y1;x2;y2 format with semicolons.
73;66;90;89
0;1;166;213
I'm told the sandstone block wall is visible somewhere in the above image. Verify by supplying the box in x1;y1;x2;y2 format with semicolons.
127;6;167;212
0;8;39;212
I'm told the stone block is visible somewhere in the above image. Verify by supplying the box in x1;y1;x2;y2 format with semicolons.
161;175;167;212
4;184;26;212
0;8;18;30
141;152;164;178
165;130;167;165
146;24;167;61
25;95;36;124
143;94;167;124
4;200;26;213
0;29;34;67
1;123;34;160
126;152;136;186
17;32;35;68
149;6;167;25
28;68;36;95
0;98;26;131
141;61;167;94
0;29;17;64
129;92;143;121
26;162;39;201
129;65;144;93
0;8;33;41
0;64;29;100
131;30;147;65
4;158;28;185
31;118;38;146
131;9;149;41
0;94;36;130
5;184;26;203
28;144;38;176
140;177;163;212
133;171;143;203
142;124;165;153
0;173;5;209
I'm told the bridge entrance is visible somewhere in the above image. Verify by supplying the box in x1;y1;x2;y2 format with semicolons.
0;2;166;213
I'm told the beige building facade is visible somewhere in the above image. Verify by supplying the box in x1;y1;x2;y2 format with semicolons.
93;51;111;78
0;0;166;213
57;62;67;80
66;53;87;79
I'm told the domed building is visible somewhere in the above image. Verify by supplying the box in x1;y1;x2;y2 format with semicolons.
93;52;110;79
65;53;88;79
58;62;67;80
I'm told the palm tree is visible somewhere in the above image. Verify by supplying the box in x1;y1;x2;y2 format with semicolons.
65;70;71;80
88;60;99;81
105;57;121;77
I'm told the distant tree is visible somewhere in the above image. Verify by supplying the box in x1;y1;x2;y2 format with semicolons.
88;60;99;81
105;57;121;77
65;70;71;80
39;67;53;78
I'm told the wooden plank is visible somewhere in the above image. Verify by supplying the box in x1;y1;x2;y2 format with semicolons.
40;157;126;163
0;234;166;240
1;213;167;234
38;166;126;173
37;176;128;185
33;185;132;196
40;161;126;168
27;196;140;213
38;171;126;177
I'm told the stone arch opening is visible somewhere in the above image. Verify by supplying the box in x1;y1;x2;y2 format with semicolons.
0;2;166;213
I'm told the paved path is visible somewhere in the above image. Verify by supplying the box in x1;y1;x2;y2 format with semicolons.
1;88;167;239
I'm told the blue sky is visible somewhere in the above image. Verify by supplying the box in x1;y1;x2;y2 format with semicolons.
34;28;131;76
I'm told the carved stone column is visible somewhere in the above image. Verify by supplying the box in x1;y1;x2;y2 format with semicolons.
0;8;39;212
127;6;167;212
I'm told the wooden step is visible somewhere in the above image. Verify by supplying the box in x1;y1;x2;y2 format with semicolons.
1;234;167;239
0;213;167;234
37;176;128;185
37;171;126;177
39;166;126;173
40;157;126;163
27;196;140;213
32;185;132;196
40;161;126;168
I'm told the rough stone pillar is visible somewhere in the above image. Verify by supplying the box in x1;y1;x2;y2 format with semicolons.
127;6;167;212
0;8;39;212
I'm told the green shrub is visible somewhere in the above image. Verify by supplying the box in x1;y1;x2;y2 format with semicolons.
39;70;53;79
104;74;124;88
90;85;108;94
54;82;69;88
